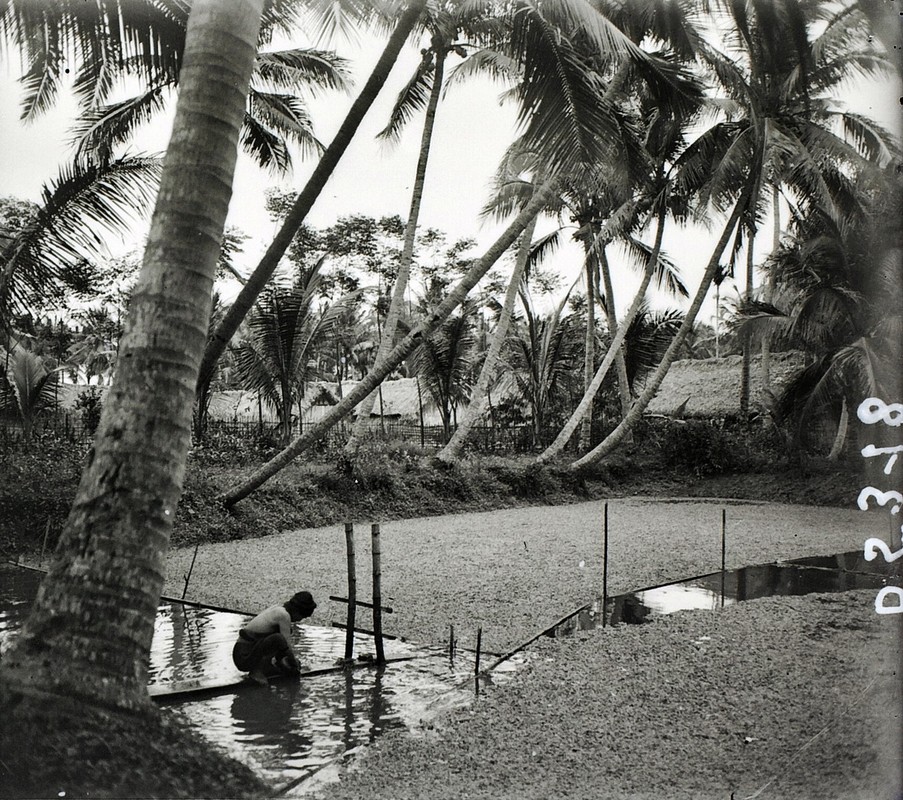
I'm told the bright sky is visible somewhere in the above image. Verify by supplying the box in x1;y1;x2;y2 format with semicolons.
1;17;900;331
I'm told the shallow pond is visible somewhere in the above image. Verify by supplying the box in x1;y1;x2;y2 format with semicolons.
0;563;516;795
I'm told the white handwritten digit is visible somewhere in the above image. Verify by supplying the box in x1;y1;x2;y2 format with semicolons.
857;487;903;514
874;586;903;615
858;398;903;426
860;444;903;475
863;538;903;562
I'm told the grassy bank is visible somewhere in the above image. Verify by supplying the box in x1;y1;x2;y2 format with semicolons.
1;423;862;560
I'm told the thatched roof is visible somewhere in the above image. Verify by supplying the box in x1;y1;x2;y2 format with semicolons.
645;351;805;419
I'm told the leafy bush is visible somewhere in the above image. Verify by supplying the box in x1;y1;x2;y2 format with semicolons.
73;387;103;434
651;419;747;476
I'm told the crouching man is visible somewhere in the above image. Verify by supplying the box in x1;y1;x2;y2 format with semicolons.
232;591;317;684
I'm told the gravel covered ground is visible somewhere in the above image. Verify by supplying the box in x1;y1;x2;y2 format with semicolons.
163;498;902;798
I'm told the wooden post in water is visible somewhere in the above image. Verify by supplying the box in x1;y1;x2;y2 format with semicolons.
449;623;455;660
371;523;385;664
720;509;727;608
344;522;356;661
602;502;609;628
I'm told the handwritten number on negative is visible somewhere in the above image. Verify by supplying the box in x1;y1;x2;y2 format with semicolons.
857;398;903;427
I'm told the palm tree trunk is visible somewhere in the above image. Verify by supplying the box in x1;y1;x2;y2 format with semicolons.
536;202;667;464
346;45;447;455
569;193;749;472
599;247;633;431
437;213;539;463
579;246;597;451
196;0;427;392
0;0;261;712
221;184;556;506
739;228;754;418
760;184;780;391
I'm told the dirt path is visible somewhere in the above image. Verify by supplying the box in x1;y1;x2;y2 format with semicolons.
164;497;888;655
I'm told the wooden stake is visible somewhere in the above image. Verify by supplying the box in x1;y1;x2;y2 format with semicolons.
181;543;200;600
39;519;51;567
449;623;455;660
602;502;609;628
344;522;356;661
720;509;727;608
474;626;483;675
371;523;385;664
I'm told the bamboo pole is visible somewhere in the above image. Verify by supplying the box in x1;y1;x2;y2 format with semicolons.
475;626;483;675
721;509;727;608
371;523;385;664
344;522;356;661
602;502;609;628
181;542;200;600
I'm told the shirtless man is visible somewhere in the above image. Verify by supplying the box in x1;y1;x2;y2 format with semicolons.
232;591;317;684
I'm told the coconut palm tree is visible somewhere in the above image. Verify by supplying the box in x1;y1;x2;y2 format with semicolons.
233;260;348;445
197;0;429;391
734;187;901;459
408;299;477;441
0;0;263;715
345;1;498;452
506;283;583;448
569;0;894;471
689;0;893;412
219;0;695;502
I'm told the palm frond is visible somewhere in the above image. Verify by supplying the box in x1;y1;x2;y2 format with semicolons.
377;49;435;142
70;84;170;160
1;154;162;314
253;47;352;94
248;90;324;162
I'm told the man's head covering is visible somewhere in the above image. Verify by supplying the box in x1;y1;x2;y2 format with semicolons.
286;591;316;616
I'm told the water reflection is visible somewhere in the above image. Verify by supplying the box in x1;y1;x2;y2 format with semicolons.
0;564;494;793
551;557;899;637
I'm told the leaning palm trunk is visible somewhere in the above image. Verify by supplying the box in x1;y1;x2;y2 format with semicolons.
569;194;749;471
536;203;667;464
437;213;539;463
346;48;447;455
0;0;261;712
196;0;427;392
579;249;596;450
739;226;755;417
221;185;556;506
599;246;633;433
760;184;780;392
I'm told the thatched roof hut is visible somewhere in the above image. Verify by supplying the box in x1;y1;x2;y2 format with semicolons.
645;351;805;419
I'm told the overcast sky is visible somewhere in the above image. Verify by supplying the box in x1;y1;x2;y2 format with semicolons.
1;17;900;329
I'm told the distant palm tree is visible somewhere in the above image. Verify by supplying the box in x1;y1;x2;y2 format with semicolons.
506;284;582;448
0;343;61;440
233;260;348;445
408;300;477;440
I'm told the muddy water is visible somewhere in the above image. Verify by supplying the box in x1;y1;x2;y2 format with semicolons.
550;549;903;635
0;564;514;794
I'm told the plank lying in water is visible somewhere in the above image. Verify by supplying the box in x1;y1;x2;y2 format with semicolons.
148;654;427;701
